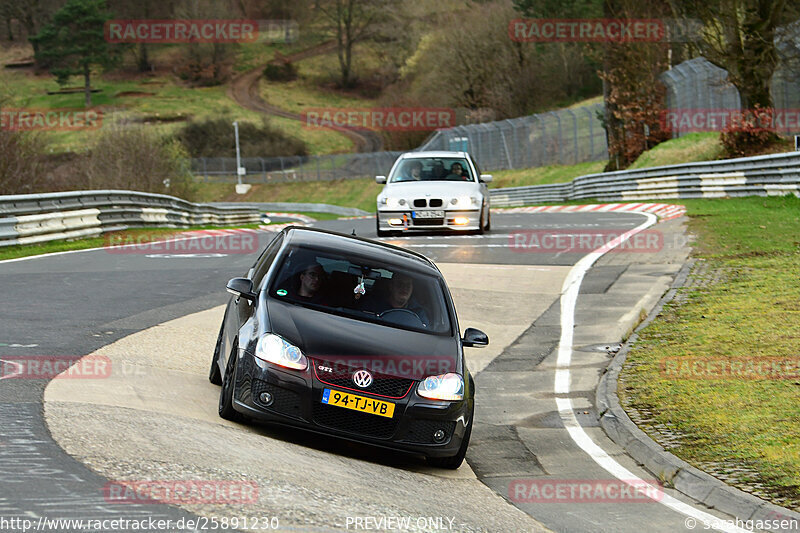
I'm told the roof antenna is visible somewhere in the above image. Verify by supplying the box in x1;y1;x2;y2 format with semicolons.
351;228;357;236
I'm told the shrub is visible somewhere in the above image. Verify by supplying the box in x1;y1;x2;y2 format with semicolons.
263;60;298;82
175;116;307;158
721;105;781;158
0;130;49;194
84;125;196;201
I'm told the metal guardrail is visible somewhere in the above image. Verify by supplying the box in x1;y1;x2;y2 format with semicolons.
490;151;800;207
0;190;261;247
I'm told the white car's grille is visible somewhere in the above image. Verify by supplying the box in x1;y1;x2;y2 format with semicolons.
412;198;443;208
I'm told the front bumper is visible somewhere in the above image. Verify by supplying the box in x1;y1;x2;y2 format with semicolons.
376;209;481;232
231;354;472;459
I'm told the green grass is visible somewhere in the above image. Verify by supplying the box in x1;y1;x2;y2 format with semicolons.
620;195;800;509
628;132;723;169
0;224;261;261
489;161;608;189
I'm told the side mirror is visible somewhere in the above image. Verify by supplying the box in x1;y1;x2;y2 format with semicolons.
226;277;257;302
375;175;387;184
479;174;493;183
462;327;488;347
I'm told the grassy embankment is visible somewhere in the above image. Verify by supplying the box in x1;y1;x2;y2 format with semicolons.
620;196;800;509
0;35;354;155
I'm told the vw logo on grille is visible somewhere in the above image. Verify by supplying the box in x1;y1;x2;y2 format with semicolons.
352;369;373;388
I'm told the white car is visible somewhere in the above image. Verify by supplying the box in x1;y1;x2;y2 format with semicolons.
375;151;492;236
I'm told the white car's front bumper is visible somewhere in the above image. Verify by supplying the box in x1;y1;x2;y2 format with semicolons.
377;209;482;232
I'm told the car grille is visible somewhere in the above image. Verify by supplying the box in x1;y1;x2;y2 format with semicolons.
314;362;414;399
251;379;303;418
412;218;444;227
412;198;443;208
404;419;457;444
312;402;399;439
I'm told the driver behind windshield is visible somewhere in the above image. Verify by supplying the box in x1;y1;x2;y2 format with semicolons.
384;273;430;327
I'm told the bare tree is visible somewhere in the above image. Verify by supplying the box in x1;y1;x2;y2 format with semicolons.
668;0;799;108
317;0;391;87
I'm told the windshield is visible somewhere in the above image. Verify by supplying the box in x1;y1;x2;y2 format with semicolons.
389;157;473;183
269;245;451;335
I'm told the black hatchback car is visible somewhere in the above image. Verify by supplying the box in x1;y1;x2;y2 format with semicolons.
209;226;488;468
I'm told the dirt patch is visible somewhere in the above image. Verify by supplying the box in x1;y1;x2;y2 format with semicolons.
115;91;155;97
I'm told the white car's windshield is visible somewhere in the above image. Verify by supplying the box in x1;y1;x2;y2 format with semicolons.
389;158;473;183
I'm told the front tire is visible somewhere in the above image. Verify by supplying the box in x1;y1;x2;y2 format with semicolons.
218;344;243;422
485;209;491;232
208;323;224;385
376;215;389;237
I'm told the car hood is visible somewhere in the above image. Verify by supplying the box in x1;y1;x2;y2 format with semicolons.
267;299;460;380
381;181;481;199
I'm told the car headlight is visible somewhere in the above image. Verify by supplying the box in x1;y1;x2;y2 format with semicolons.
378;196;387;205
255;334;307;370
417;372;464;401
449;196;479;207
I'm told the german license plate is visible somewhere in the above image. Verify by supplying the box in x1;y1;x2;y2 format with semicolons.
413;210;444;219
321;389;395;418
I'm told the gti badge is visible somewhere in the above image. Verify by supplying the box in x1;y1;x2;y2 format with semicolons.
352;369;373;388
318;365;333;373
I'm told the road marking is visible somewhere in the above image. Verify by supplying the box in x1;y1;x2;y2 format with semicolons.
555;212;750;533
0;343;38;348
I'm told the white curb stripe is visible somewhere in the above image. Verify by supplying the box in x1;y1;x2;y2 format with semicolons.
555;212;750;532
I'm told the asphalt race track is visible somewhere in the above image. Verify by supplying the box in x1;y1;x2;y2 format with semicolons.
0;211;748;532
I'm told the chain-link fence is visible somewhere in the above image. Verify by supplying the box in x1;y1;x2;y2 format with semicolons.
661;56;800;136
191;104;608;182
191;151;403;183
415;103;608;170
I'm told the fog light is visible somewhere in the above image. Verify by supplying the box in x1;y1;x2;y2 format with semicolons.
388;218;404;226
259;392;274;406
452;217;470;226
433;429;446;443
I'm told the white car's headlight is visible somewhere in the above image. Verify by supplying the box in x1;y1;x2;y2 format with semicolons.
378;196;388;205
255;334;307;370
449;196;479;207
417;372;464;401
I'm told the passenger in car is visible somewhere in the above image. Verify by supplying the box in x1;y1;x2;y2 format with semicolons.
446;162;467;180
432;161;447;180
